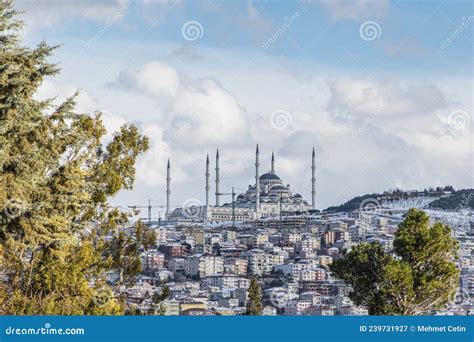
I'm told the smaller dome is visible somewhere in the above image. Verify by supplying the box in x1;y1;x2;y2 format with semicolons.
294;193;302;198
269;184;289;192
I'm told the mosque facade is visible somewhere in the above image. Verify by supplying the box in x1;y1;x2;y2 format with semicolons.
166;145;316;224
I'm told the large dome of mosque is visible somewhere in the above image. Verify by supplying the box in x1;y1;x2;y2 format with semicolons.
259;172;281;181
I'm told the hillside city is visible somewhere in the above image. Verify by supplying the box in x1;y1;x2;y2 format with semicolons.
110;188;474;316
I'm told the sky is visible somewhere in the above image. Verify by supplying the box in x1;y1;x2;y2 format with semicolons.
14;0;473;218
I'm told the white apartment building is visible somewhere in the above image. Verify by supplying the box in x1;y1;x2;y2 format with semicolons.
154;227;168;245
244;250;285;276
184;254;224;278
284;299;312;315
204;274;250;289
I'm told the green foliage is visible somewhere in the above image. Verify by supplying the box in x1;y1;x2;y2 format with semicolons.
330;242;393;314
246;278;263;315
331;209;460;315
146;284;170;315
0;1;151;315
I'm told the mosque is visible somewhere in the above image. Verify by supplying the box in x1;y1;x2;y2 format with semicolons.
165;145;316;223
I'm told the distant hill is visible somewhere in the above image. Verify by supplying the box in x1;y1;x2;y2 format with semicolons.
324;186;457;213
428;189;474;210
324;193;381;213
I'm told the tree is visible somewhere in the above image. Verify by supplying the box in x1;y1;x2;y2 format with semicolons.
0;0;151;315
331;208;459;315
246;278;263;315
147;284;170;315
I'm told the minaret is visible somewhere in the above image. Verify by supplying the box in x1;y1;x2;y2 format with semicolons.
311;147;316;209
166;159;171;217
271;151;275;173
215;149;220;206
255;144;260;217
205;154;210;209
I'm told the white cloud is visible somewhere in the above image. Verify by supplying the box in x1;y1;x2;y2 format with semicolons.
110;61;251;150
326;77;448;119
325;75;471;164
169;78;250;146
15;0;129;29
111;61;180;97
136;124;175;186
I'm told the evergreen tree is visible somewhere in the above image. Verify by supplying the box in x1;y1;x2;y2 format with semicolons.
0;0;152;315
331;208;459;315
147;284;170;315
246;278;263;315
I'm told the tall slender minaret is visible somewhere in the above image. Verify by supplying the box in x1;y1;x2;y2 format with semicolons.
215;149;220;206
205;154;210;209
311;147;316;209
271;151;275;173
255;144;260;217
166;159;171;216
